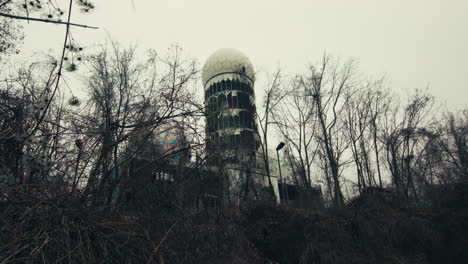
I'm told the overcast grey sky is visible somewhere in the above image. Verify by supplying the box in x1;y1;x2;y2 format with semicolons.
18;0;468;110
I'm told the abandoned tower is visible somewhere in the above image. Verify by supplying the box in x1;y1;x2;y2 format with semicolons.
202;48;264;203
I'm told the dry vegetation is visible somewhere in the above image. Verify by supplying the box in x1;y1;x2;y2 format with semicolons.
1;1;467;262
1;185;467;263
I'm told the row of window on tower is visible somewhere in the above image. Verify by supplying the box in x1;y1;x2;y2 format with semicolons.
207;130;257;150
206;91;254;112
205;79;254;100
207;111;255;131
207;152;258;167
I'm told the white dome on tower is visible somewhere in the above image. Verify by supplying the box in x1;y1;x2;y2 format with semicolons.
202;48;255;86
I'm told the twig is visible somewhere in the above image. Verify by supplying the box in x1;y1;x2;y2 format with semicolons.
146;217;184;263
0;0;12;9
23;0;74;141
0;11;98;29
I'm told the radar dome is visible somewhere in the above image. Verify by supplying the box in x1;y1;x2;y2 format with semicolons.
202;48;255;86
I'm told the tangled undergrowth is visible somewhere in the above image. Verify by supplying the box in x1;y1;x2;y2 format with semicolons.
1;185;467;263
242;186;468;264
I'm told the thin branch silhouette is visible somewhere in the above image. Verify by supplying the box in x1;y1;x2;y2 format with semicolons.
0;11;98;29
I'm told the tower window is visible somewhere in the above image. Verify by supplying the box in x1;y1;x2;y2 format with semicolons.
227;92;233;108
219;81;225;93
234;115;239;127
235;134;240;144
219;93;227;110
232;93;238;108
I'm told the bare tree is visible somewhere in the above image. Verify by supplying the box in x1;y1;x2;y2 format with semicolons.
305;55;354;207
79;43;200;205
273;73;317;190
368;84;393;188
256;69;284;200
430;110;468;184
381;89;437;203
271;54;358;207
0;59;62;187
343;80;391;193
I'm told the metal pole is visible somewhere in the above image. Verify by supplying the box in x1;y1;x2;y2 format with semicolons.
276;149;285;204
